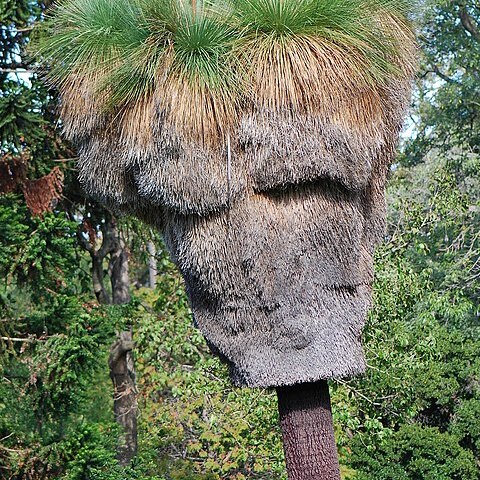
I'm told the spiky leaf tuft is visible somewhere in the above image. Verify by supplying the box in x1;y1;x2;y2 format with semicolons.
31;0;416;146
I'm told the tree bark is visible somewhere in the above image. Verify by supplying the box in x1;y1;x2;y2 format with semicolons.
147;240;157;289
276;381;341;480
92;254;110;304
106;221;136;465
109;330;138;467
459;3;480;42
109;225;131;304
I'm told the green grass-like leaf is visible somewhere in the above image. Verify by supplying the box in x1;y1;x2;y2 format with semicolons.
230;0;413;84
31;0;415;128
34;0;148;84
172;12;239;89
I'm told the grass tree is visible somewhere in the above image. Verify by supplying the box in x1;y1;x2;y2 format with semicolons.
33;0;416;477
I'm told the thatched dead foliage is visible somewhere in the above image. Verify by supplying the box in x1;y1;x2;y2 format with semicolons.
31;0;419;388
22;167;64;216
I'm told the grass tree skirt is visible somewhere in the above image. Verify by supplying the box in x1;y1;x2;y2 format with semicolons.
33;0;416;385
163;186;373;387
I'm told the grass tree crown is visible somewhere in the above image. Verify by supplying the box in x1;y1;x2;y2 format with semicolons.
32;0;417;389
32;0;416;147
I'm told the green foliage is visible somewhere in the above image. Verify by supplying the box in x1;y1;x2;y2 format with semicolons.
0;194;30;273
337;154;480;478
0;299;118;476
0;196;83;300
60;422;163;480
0;0;39;68
0;80;45;151
2;1;480;479
169;12;237;86
1;1;168;479
230;0;411;81
25;300;114;418
0;289;158;478
33;0;241;105
351;424;478;480
404;0;479;164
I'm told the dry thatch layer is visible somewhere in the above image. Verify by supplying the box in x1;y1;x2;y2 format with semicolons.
45;2;417;387
163;186;373;386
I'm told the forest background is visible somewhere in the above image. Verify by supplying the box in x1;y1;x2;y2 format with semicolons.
0;0;479;479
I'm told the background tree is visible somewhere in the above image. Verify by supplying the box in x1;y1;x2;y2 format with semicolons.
405;0;479;163
340;1;480;478
0;0;150;474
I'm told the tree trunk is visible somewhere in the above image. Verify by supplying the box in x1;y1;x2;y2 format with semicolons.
107;221;136;465
109;233;131;304
276;381;341;480
78;210;137;466
92;254;110;304
147;240;157;289
109;330;138;467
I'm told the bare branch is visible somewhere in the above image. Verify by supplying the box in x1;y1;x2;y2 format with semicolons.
459;5;480;41
97;216;116;259
0;68;33;74
0;336;40;343
431;64;459;84
77;228;94;253
0;26;33;33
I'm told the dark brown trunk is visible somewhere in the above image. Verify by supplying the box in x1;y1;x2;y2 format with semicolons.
109;330;138;467
276;381;341;480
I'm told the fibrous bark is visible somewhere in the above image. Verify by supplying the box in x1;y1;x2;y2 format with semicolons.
276;381;341;480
